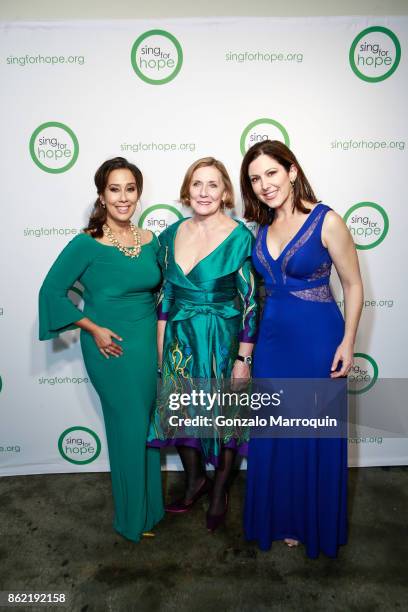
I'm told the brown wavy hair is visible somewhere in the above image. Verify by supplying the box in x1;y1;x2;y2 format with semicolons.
180;157;234;209
240;140;318;226
84;157;143;237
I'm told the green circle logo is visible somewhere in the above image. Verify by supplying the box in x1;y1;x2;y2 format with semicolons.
138;204;183;235
58;426;101;465
349;26;401;82
240;118;290;155
131;29;183;85
343;202;389;250
348;353;379;394
29;122;79;173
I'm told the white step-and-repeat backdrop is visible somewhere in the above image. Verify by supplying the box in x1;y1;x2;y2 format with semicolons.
1;17;407;475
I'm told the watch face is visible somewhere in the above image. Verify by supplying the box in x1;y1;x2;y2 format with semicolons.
237;355;252;365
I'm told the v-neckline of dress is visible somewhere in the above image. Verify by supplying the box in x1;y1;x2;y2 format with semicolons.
263;203;323;263
173;218;241;277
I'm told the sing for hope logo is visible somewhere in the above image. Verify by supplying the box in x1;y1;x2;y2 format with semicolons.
240;118;290;155
131;29;183;85
343;202;389;250
29;122;79;173
138;204;183;235
349;26;401;82
348;353;379;394
58;426;101;465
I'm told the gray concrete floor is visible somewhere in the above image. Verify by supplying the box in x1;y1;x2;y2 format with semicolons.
0;467;407;612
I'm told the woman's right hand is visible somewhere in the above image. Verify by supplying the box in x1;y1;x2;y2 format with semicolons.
91;326;123;359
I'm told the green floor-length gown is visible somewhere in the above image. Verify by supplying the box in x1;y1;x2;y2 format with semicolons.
39;232;164;541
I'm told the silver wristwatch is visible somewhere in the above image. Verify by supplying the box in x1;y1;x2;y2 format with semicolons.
235;355;252;366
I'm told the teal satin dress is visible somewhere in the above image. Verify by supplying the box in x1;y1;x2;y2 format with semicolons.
39;233;164;541
148;219;258;465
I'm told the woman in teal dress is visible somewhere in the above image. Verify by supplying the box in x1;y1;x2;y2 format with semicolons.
39;157;164;541
148;157;258;530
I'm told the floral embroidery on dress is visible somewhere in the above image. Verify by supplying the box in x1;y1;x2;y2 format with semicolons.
290;285;334;302
168;340;192;379
157;285;165;309
281;210;325;283
160;340;194;393
237;266;257;339
256;226;275;283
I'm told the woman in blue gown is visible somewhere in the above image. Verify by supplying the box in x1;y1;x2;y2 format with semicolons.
241;140;363;558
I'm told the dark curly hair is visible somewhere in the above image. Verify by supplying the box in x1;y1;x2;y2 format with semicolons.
84;157;143;237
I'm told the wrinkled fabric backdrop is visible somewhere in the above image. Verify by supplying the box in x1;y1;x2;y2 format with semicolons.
0;16;407;474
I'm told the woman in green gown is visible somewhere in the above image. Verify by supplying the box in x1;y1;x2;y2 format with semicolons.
39;157;164;541
148;157;258;530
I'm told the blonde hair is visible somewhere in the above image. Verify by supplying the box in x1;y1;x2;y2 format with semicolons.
180;157;234;209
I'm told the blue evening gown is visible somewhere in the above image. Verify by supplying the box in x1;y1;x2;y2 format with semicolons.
244;203;347;558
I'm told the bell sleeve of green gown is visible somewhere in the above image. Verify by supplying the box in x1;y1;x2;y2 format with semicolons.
38;234;93;340
236;256;258;343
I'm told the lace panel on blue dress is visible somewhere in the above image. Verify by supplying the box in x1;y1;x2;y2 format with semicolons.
281;210;325;283
308;261;331;281
256;226;275;283
290;285;334;302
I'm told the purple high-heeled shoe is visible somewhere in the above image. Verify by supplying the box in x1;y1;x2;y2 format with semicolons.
206;492;228;532
165;477;213;513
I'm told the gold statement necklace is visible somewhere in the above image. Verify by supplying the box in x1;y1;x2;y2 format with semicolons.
102;222;141;258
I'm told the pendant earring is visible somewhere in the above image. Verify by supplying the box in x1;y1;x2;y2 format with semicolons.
290;179;296;211
100;199;106;208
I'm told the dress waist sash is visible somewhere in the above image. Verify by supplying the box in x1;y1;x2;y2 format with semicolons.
169;287;239;322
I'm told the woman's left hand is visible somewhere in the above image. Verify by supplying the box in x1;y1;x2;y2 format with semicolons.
330;340;354;378
231;360;251;389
